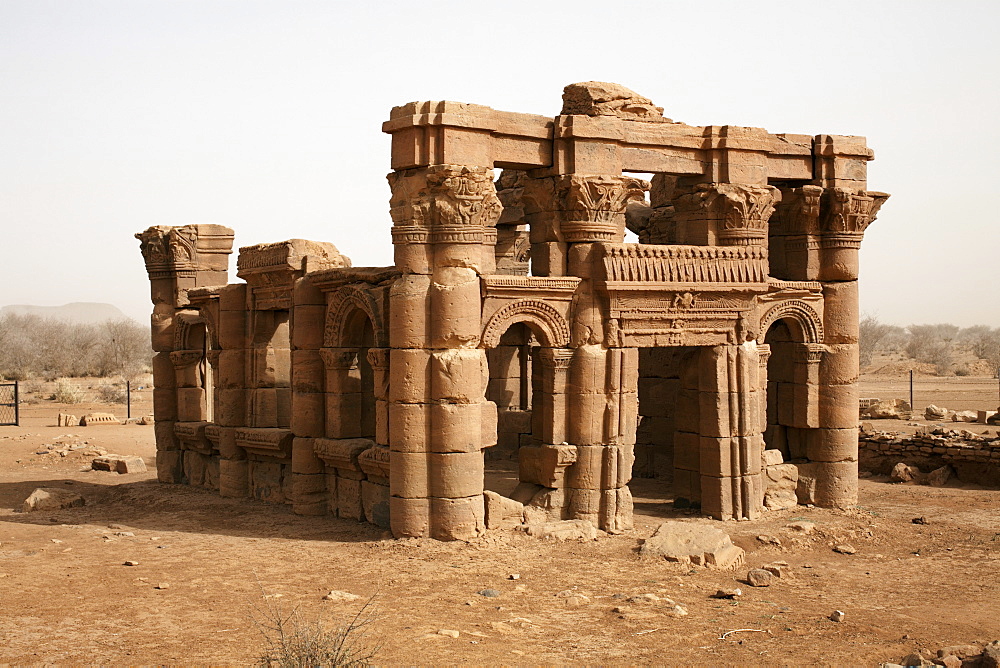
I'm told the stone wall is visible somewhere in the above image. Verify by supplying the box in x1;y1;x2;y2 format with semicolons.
859;427;1000;487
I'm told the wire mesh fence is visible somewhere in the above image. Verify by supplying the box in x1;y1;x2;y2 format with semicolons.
0;382;18;426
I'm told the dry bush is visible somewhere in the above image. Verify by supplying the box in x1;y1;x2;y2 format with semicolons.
859;315;905;367
95;383;127;404
51;379;84;404
251;591;381;668
0;313;151;381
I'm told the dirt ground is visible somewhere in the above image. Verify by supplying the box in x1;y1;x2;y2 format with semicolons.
1;376;999;665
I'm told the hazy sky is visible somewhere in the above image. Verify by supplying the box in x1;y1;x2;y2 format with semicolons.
2;0;998;326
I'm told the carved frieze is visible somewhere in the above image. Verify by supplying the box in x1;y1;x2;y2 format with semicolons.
600;243;769;286
481;299;572;349
234;427;293;458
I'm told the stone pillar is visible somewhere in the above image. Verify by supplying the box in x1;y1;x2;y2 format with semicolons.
812;187;888;508
386;164;501;540
136;224;234;483
770;185;823;281
698;342;763;521
216;283;248;497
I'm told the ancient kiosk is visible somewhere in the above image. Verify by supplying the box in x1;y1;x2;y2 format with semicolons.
137;82;888;540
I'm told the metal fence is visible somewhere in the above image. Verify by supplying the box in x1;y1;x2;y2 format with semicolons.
0;382;18;426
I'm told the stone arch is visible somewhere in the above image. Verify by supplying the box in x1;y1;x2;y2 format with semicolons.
173;310;207;351
324;285;387;348
481;299;571;349
760;300;824;344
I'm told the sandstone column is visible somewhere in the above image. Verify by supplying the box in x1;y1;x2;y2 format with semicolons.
136;225;234;483
386;165;501;540
815;187;889;507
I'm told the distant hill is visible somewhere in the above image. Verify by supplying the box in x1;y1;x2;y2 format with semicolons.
0;302;131;325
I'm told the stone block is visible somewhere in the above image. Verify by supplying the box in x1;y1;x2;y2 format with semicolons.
388;275;431;348
156;449;184;483
361;480;390;528
291;304;325;349
21;488;85;512
389;451;484;499
290;391;325;437
219;458;249;497
337;476;364;520
388;349;431;403
806;427;858;462
483;490;524;529
431;348;487;404
764;463;798;510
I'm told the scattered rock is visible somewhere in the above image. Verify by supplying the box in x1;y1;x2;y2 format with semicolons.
937;655;962;668
889;462;920;483
912;517;929;525
154;583;169;590
124;560;139;566
322;590;361;602
861;399;911;420
924;405;948;420
982;640;1000;668
523;520;597;541
561;81;668;123
829;610;845;622
927;465;952;487
899;652;935;667
21;488;85;512
711;588;742;599
92;454;147;474
436;629;460;638
508;573;520;580
762;561;790;578
137;415;155;425
833;544;857;555
563;594;590;607
764;463;799;511
746;568;774;587
784;521;815;534
952;410;978;423
937;645;981;660
639;522;745;570
756;535;782;547
478;589;502;598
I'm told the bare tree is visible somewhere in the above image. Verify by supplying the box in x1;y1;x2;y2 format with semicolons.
858;314;903;367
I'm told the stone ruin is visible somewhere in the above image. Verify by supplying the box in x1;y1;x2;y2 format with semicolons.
135;82;888;540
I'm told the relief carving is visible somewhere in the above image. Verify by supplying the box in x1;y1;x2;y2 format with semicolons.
821;188;890;235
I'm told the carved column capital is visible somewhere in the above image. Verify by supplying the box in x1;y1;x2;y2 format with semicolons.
793;342;827;364
366;347;390;371
673;183;780;246
820;188;889;237
554;175;648;243
535;348;574;370
135;224;234;279
319;348;358;371
387;164;501;239
169;349;203;370
774;185;824;235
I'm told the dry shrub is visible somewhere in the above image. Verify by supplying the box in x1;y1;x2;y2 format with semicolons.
96;383;127;404
251;590;380;667
51;379;84;404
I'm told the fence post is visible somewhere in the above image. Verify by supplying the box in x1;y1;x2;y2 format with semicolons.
14;380;19;427
909;370;913;414
126;380;131;420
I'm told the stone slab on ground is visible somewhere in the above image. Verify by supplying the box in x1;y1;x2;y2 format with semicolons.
21;488;86;512
639;521;745;570
92;454;147;474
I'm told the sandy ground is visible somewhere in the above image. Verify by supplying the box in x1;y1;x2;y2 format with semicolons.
1;377;999;665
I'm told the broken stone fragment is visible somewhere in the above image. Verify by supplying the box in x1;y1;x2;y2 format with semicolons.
746;568;774;587
523;519;597;541
639;522;745;570
561;81;669;123
21;488;85;512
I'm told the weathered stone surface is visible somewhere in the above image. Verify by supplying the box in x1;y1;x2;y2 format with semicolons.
927;465;952;487
483;490;524;530
861;399;910;420
924;404;948;420
640;522;745;570
81;412;120;425
889;462;920;483
93;454;148;474
136;84;886;540
561;81;668;122
523;520;597;541
21;488;85;512
952;410;978;423
746;568;774;587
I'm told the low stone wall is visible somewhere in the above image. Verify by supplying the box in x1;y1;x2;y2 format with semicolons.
859;427;1000;487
